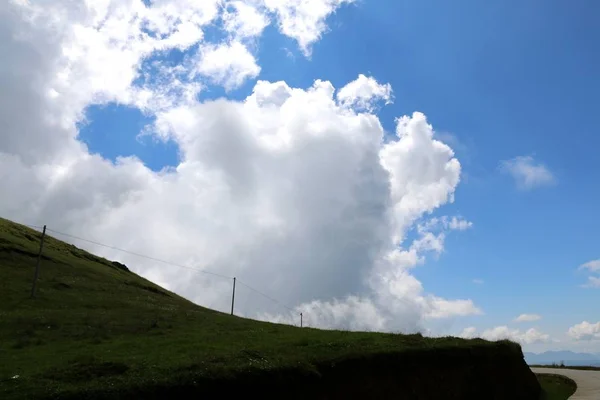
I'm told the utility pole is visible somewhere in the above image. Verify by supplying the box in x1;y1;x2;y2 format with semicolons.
30;225;47;299
300;312;303;328
230;277;236;315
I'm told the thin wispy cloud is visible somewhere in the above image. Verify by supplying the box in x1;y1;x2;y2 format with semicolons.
514;314;542;322
582;276;600;289
578;260;600;288
579;259;600;273
500;155;555;190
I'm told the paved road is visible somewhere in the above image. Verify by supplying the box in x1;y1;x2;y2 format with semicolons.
531;367;600;399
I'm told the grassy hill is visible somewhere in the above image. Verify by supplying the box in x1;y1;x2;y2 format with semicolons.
0;217;540;399
536;374;577;400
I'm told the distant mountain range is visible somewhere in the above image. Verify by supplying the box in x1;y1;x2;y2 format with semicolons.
524;351;600;366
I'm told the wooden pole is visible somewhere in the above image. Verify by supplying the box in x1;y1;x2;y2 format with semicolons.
300;312;303;328
230;277;236;315
30;225;46;299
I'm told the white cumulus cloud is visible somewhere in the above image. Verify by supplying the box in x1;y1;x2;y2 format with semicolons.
196;41;261;90
337;74;393;112
568;321;600;341
459;326;477;338
460;326;550;345
222;1;270;40
0;0;480;333
380;114;462;244
264;0;354;55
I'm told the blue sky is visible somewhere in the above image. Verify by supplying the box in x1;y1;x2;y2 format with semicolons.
4;0;600;351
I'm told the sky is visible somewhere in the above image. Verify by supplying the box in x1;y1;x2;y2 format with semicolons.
1;0;599;353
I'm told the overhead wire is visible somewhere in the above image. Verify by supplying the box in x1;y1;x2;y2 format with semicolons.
237;279;297;313
6;218;308;325
46;228;232;280
45;228;298;316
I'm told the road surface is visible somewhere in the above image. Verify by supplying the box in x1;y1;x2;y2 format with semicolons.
531;367;600;399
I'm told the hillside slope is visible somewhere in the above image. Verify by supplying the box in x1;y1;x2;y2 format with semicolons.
0;218;540;399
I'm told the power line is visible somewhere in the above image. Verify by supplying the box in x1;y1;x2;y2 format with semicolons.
45;228;232;280
2;217;44;230
5;218;306;326
45;229;300;317
26;224;44;230
9;220;446;332
236;279;296;313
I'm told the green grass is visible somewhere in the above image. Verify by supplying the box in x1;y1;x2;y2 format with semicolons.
0;217;529;399
537;374;577;400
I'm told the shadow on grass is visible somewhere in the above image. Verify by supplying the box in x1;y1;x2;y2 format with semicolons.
42;356;129;383
536;373;576;400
